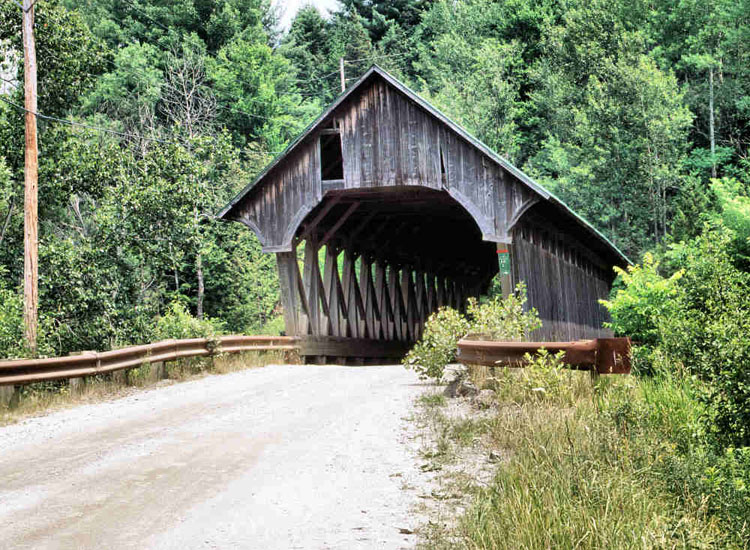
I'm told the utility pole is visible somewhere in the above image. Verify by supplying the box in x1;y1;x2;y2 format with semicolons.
339;57;345;93
22;0;39;353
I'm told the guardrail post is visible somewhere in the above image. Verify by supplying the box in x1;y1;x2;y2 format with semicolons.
68;377;85;395
111;370;127;385
67;350;95;394
0;385;19;409
148;361;166;382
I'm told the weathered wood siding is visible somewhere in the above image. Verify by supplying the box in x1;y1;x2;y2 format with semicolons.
512;219;613;340
225;70;625;346
232;78;536;250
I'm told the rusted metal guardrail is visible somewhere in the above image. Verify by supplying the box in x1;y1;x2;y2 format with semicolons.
0;335;299;386
457;337;631;374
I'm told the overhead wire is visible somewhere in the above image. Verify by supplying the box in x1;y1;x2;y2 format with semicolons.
343;51;412;64
0;95;282;154
120;0;170;32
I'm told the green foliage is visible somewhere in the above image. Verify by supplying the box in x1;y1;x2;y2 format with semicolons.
517;349;578;405
660;227;750;447
404;284;540;381
710;177;750;268
403;307;470;381
466;282;541;339
0;275;24;360
602;253;683;347
601;253;684;373
602;225;750;447
154;301;224;340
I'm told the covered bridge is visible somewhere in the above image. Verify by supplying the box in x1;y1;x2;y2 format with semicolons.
219;66;629;363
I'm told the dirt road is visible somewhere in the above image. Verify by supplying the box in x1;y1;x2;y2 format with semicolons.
0;365;428;549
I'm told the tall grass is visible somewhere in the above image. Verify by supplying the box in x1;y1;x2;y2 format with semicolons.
421;369;747;549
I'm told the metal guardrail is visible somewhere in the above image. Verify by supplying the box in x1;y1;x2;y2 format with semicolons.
457;337;632;374
0;335;300;386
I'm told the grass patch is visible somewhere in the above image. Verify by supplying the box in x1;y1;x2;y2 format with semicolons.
420;393;448;407
418;369;747;549
0;350;285;426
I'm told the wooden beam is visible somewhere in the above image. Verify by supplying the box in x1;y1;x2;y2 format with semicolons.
275;251;299;336
303;240;322;336
319;201;360;247
299;336;410;360
347;209;379;244
298;196;341;241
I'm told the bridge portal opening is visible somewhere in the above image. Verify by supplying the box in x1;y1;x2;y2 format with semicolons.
275;187;499;364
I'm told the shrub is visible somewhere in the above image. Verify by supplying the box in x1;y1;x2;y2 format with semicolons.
403;307;470;381
601;253;683;347
154;301;225;341
600;253;683;374
466;281;542;339
518;349;577;405
661;227;750;447
602;224;750;447
403;283;540;381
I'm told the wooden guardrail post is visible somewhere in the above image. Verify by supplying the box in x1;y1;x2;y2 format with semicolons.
111;369;127;386
67;351;97;394
0;385;19;409
148;361;166;382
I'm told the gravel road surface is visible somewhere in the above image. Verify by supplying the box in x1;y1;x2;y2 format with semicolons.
0;364;428;549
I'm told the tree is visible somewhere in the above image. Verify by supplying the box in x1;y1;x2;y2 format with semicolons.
341;0;431;43
161;36;217;142
280;5;337;102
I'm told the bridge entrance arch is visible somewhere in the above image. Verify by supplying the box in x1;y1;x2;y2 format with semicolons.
275;187;498;362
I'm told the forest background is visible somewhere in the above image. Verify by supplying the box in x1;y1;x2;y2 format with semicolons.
0;0;748;358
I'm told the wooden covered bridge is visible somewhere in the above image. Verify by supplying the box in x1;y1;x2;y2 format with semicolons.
219;66;629;363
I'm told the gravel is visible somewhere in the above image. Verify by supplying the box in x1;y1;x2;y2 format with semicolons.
0;364;431;549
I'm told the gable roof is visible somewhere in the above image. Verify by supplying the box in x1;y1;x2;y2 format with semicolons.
218;65;630;266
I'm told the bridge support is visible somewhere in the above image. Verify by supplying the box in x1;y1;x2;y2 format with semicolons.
276;237;475;364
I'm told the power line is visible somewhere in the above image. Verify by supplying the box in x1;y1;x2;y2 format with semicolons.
0;95;283;154
289;69;340;84
0;94;178;143
0;94;280;154
344;51;412;64
121;0;171;32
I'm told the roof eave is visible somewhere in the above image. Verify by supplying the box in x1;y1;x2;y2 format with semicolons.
217;66;382;220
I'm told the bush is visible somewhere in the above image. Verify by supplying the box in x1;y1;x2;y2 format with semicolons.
403;283;540;381
403;307;469;381
465;282;542;340
154;301;225;341
602;224;750;447
518;349;577;405
600;253;683;374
